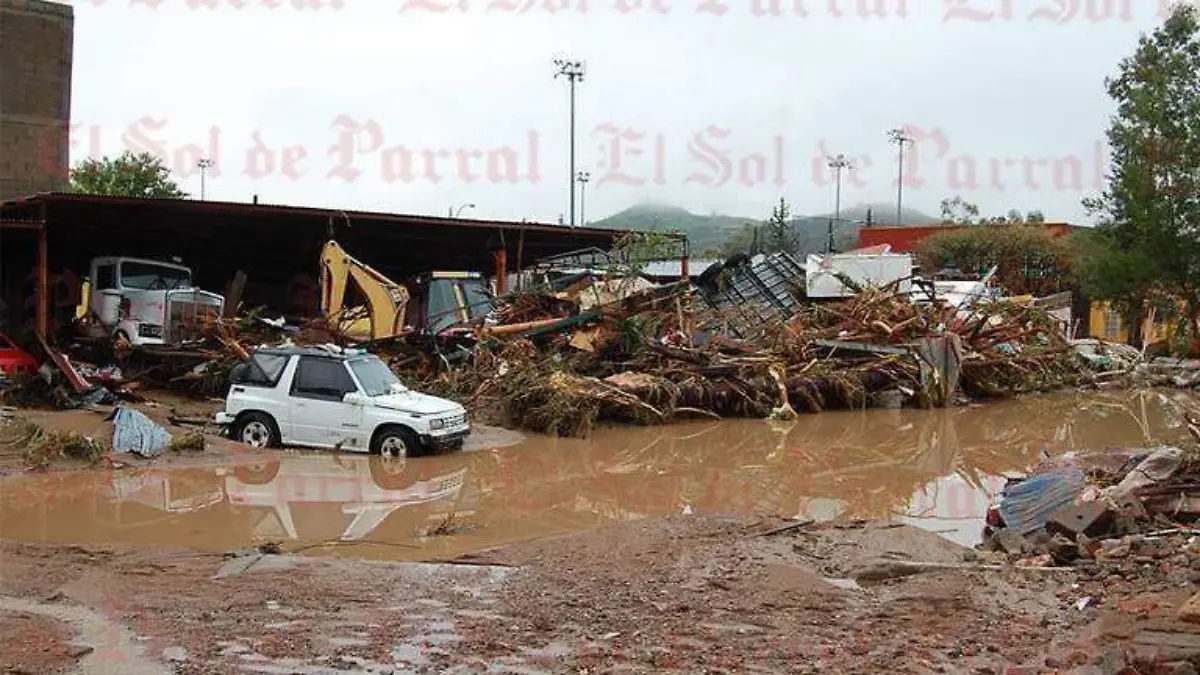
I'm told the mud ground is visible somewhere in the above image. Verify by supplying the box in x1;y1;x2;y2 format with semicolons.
0;516;1196;674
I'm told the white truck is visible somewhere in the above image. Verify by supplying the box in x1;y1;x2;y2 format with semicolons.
215;345;470;457
83;256;225;347
805;253;914;299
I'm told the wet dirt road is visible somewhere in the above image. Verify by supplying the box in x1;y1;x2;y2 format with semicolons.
0;389;1192;560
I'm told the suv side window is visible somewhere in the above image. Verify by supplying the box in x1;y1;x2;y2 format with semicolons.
231;353;289;387
291;356;358;401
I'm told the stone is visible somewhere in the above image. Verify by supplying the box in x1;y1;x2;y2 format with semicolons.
992;529;1036;556
1047;502;1117;539
1166;661;1198;675
1097;542;1131;560
1178;592;1200;624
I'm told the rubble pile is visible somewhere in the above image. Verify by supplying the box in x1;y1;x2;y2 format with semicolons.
0;247;1094;439
420;280;1088;437
983;445;1200;565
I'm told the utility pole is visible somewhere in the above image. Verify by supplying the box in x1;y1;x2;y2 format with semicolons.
576;170;590;226
554;56;585;227
198;157;214;201
826;154;852;254
888;128;913;226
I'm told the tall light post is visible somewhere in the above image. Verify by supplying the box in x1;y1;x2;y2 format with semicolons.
198;157;214;201
554;56;585;227
887;128;914;226
576;170;590;226
826;154;852;254
449;203;476;218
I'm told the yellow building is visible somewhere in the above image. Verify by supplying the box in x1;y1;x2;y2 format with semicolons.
1087;300;1175;344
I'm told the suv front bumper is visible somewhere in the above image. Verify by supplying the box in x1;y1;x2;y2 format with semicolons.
214;412;236;427
422;427;470;450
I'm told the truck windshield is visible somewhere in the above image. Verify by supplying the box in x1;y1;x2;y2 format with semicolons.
348;357;405;397
120;262;191;291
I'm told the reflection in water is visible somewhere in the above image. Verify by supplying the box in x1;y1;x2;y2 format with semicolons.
0;390;1190;556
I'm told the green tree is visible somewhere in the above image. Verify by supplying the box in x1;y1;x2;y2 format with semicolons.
918;224;1075;296
1081;4;1200;345
764;197;794;254
939;196;981;224
940;196;1046;225
69;151;188;198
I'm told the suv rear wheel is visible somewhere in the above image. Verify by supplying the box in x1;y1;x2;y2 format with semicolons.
233;412;280;448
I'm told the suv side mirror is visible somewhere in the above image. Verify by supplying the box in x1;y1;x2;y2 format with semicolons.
343;391;365;405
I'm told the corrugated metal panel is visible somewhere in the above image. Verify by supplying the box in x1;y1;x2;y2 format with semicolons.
701;252;806;338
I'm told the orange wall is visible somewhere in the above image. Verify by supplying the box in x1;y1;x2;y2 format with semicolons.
857;223;1076;254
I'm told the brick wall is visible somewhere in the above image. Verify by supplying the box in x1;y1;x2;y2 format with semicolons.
0;0;74;200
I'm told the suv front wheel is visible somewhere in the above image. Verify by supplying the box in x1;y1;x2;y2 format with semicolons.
372;426;420;458
233;412;281;449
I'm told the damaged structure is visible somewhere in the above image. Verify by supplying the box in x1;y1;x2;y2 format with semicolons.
0;193;671;341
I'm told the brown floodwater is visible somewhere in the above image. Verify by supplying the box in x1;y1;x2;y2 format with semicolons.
0;389;1194;560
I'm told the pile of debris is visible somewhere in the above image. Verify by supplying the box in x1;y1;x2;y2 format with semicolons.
418;275;1088;437
982;444;1200;565
0;243;1094;440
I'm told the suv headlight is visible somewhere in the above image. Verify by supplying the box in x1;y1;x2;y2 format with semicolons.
429;418;445;430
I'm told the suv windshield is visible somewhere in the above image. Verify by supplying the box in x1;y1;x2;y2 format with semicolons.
348;357;404;397
120;261;191;291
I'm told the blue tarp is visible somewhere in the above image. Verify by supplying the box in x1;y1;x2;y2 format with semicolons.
997;468;1087;535
111;407;172;458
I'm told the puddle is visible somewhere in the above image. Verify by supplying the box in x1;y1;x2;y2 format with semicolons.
0;390;1191;556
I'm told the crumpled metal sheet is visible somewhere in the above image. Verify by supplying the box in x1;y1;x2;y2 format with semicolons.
997;467;1087;535
111;407;172;458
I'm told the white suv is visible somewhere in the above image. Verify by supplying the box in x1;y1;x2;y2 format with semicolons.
214;346;469;456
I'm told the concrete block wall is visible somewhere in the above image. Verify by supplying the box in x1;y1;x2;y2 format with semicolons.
0;0;74;201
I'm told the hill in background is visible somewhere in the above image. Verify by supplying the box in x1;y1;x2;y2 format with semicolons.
592;202;938;255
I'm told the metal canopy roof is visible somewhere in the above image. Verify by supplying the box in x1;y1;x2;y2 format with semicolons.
0;193;652;290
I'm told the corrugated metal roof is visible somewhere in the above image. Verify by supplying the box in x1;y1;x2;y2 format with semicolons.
2;191;663;239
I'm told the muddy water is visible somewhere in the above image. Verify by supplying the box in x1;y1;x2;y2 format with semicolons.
0;390;1193;559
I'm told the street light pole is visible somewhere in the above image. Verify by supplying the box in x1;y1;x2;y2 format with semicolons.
554;56;585;227
198;157;214;201
826;154;852;254
576;170;590;226
888;128;914;226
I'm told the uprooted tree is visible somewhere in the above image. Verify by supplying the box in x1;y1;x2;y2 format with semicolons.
917;223;1075;296
69;151;189;199
1079;4;1200;348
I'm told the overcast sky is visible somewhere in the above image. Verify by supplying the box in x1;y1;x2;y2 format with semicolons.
63;0;1185;225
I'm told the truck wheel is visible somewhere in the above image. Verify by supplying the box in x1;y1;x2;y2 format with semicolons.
372;426;419;458
233;412;280;449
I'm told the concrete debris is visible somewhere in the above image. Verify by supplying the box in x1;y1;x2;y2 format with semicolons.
984;444;1200;568
1179;593;1200;624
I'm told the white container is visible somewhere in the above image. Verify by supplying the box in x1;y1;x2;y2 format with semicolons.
805;253;913;298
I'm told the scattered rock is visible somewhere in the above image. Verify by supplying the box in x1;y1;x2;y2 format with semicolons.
992;529;1036;556
67;646;93;659
1177;592;1200;624
1097;542;1131;561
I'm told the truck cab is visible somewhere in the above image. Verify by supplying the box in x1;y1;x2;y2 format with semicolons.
82;256;224;347
215;345;470;457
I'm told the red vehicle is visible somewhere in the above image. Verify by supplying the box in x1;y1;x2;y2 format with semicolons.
0;333;38;378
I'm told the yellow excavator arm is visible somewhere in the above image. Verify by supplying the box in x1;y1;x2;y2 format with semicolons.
319;240;411;341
